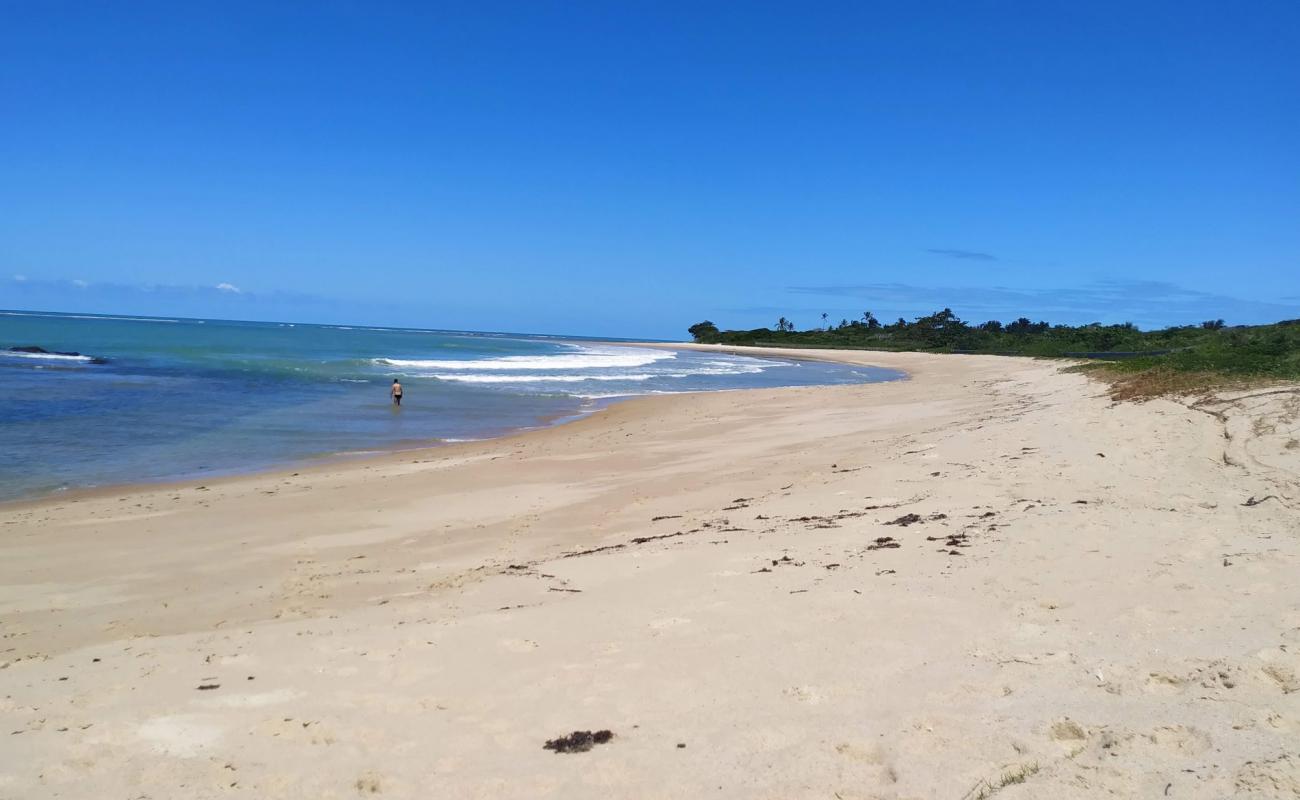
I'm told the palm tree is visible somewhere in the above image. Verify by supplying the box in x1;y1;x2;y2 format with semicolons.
821;312;829;329
776;316;792;333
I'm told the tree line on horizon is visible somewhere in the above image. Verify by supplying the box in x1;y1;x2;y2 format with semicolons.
687;308;1300;379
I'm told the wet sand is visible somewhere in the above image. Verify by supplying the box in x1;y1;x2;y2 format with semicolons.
2;347;1298;798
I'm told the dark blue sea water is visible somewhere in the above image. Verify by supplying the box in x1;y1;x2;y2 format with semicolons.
0;311;902;501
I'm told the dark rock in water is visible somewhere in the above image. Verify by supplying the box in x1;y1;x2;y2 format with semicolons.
543;729;614;753
7;345;108;364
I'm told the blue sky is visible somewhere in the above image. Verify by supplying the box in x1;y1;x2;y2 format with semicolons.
2;1;1298;338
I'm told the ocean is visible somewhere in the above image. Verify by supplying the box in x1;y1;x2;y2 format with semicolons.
0;311;902;501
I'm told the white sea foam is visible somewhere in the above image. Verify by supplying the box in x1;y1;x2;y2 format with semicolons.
663;364;767;377
369;344;795;393
571;392;641;399
432;373;656;383
571;389;698;399
374;345;675;371
1;350;95;362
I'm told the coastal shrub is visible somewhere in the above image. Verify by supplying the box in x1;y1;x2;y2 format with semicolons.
691;308;1300;394
687;320;719;342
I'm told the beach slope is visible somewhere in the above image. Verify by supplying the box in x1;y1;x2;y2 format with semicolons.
2;347;1298;799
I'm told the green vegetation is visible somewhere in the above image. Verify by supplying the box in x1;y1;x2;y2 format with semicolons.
963;761;1041;800
688;310;1300;396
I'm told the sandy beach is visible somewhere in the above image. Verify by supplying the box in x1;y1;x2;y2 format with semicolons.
2;346;1298;799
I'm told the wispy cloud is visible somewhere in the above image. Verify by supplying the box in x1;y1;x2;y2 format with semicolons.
7;277;250;302
2;276;396;326
926;248;997;261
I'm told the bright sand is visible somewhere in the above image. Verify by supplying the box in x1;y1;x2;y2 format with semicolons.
2;347;1298;798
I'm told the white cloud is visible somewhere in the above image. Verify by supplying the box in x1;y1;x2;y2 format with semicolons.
12;274;26;282
215;282;242;294
71;279;88;288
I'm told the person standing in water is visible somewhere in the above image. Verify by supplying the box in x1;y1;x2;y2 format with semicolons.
390;378;403;406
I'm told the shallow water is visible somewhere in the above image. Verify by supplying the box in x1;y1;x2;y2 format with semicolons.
0;310;902;500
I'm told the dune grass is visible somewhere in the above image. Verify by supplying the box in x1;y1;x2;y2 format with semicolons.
1067;363;1277;401
963;762;1041;800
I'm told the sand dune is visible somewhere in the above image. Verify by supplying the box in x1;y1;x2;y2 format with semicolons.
2;348;1298;799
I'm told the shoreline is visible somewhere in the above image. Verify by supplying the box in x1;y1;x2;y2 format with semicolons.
3;347;1297;798
0;344;906;511
0;397;614;512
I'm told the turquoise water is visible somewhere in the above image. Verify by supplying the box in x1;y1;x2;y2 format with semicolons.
0;310;902;501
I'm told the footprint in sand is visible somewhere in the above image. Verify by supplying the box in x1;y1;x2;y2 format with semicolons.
1049;719;1087;742
1253;646;1300;693
1079;724;1213;759
499;638;539;653
1234;754;1300;796
834;742;899;782
195;688;301;709
1144;672;1187;694
648;617;691;631
783;685;826;704
252;717;338;745
137;714;224;757
1143;725;1214;755
1261;711;1298;734
1260;663;1300;693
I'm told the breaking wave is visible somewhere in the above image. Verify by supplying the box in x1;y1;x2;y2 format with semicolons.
366;344;788;396
432;373;656;383
2;350;96;363
373;345;675;371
